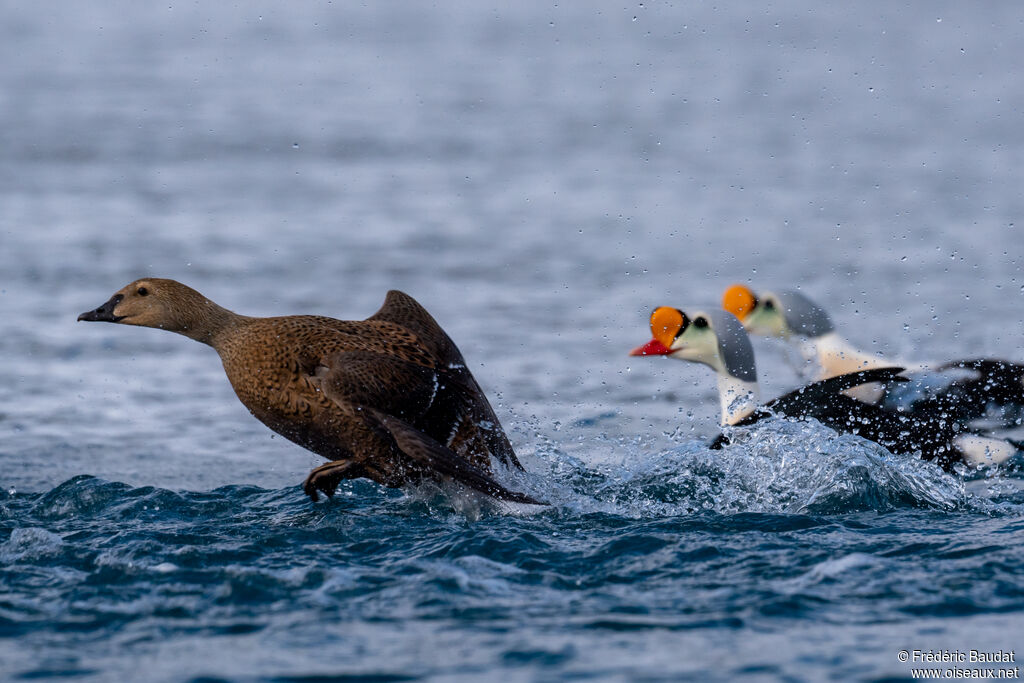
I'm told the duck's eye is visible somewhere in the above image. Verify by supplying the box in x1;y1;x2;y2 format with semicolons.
693;316;708;329
763;299;774;311
137;287;149;296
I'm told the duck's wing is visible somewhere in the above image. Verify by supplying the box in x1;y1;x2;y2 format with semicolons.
709;367;1014;470
367;290;464;364
709;367;908;449
363;408;544;505
921;358;1024;424
313;350;440;419
430;363;523;471
367;290;523;470
937;357;1024;378
313;352;537;502
762;367;908;419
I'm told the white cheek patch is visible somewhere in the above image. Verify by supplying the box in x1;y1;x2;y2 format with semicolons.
672;336;719;371
953;434;1018;467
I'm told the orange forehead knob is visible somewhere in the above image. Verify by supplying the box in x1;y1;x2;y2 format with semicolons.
649;306;684;348
722;284;757;320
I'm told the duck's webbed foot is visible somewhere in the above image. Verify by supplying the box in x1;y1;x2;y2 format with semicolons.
303;460;359;502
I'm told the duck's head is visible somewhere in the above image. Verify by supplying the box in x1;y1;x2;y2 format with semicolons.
78;278;220;338
629;306;757;382
721;284;834;340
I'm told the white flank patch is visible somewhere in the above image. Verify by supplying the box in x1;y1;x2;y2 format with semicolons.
953;434;1018;467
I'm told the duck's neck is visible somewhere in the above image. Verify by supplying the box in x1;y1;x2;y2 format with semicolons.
798;332;901;404
717;373;761;426
187;302;248;347
166;291;249;347
801;332;892;378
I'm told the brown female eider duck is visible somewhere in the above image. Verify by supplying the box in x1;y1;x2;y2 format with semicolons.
78;278;542;505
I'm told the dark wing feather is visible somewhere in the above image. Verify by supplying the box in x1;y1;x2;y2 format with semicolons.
314;350;525;483
363;408;545;505
708;366;1007;471
367;290;523;470
760;367;908;418
314;350;439;422
431;364;523;470
913;358;1024;425
367;290;464;366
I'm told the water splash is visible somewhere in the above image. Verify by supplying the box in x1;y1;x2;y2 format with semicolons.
524;417;976;517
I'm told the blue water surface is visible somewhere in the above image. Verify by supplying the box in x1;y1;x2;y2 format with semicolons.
4;421;1023;681
4;1;1024;681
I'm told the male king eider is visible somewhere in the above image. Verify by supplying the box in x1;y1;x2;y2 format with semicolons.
78;278;543;506
630;305;1019;469
722;284;1024;429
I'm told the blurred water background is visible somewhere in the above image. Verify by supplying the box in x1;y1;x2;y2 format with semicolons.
2;2;1024;681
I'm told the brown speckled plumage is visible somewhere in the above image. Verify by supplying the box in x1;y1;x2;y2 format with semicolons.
78;278;540;505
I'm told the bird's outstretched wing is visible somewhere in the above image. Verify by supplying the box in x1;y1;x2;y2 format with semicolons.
363;408;544;506
922;358;1024;423
758;367;908;420
367;290;464;365
312;351;538;503
367;290;523;470
709;367;908;449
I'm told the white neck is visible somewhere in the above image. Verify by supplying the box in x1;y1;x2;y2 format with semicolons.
802;332;893;378
800;331;920;404
717;373;761;426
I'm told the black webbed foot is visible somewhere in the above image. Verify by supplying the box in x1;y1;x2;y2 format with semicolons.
302;460;357;502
